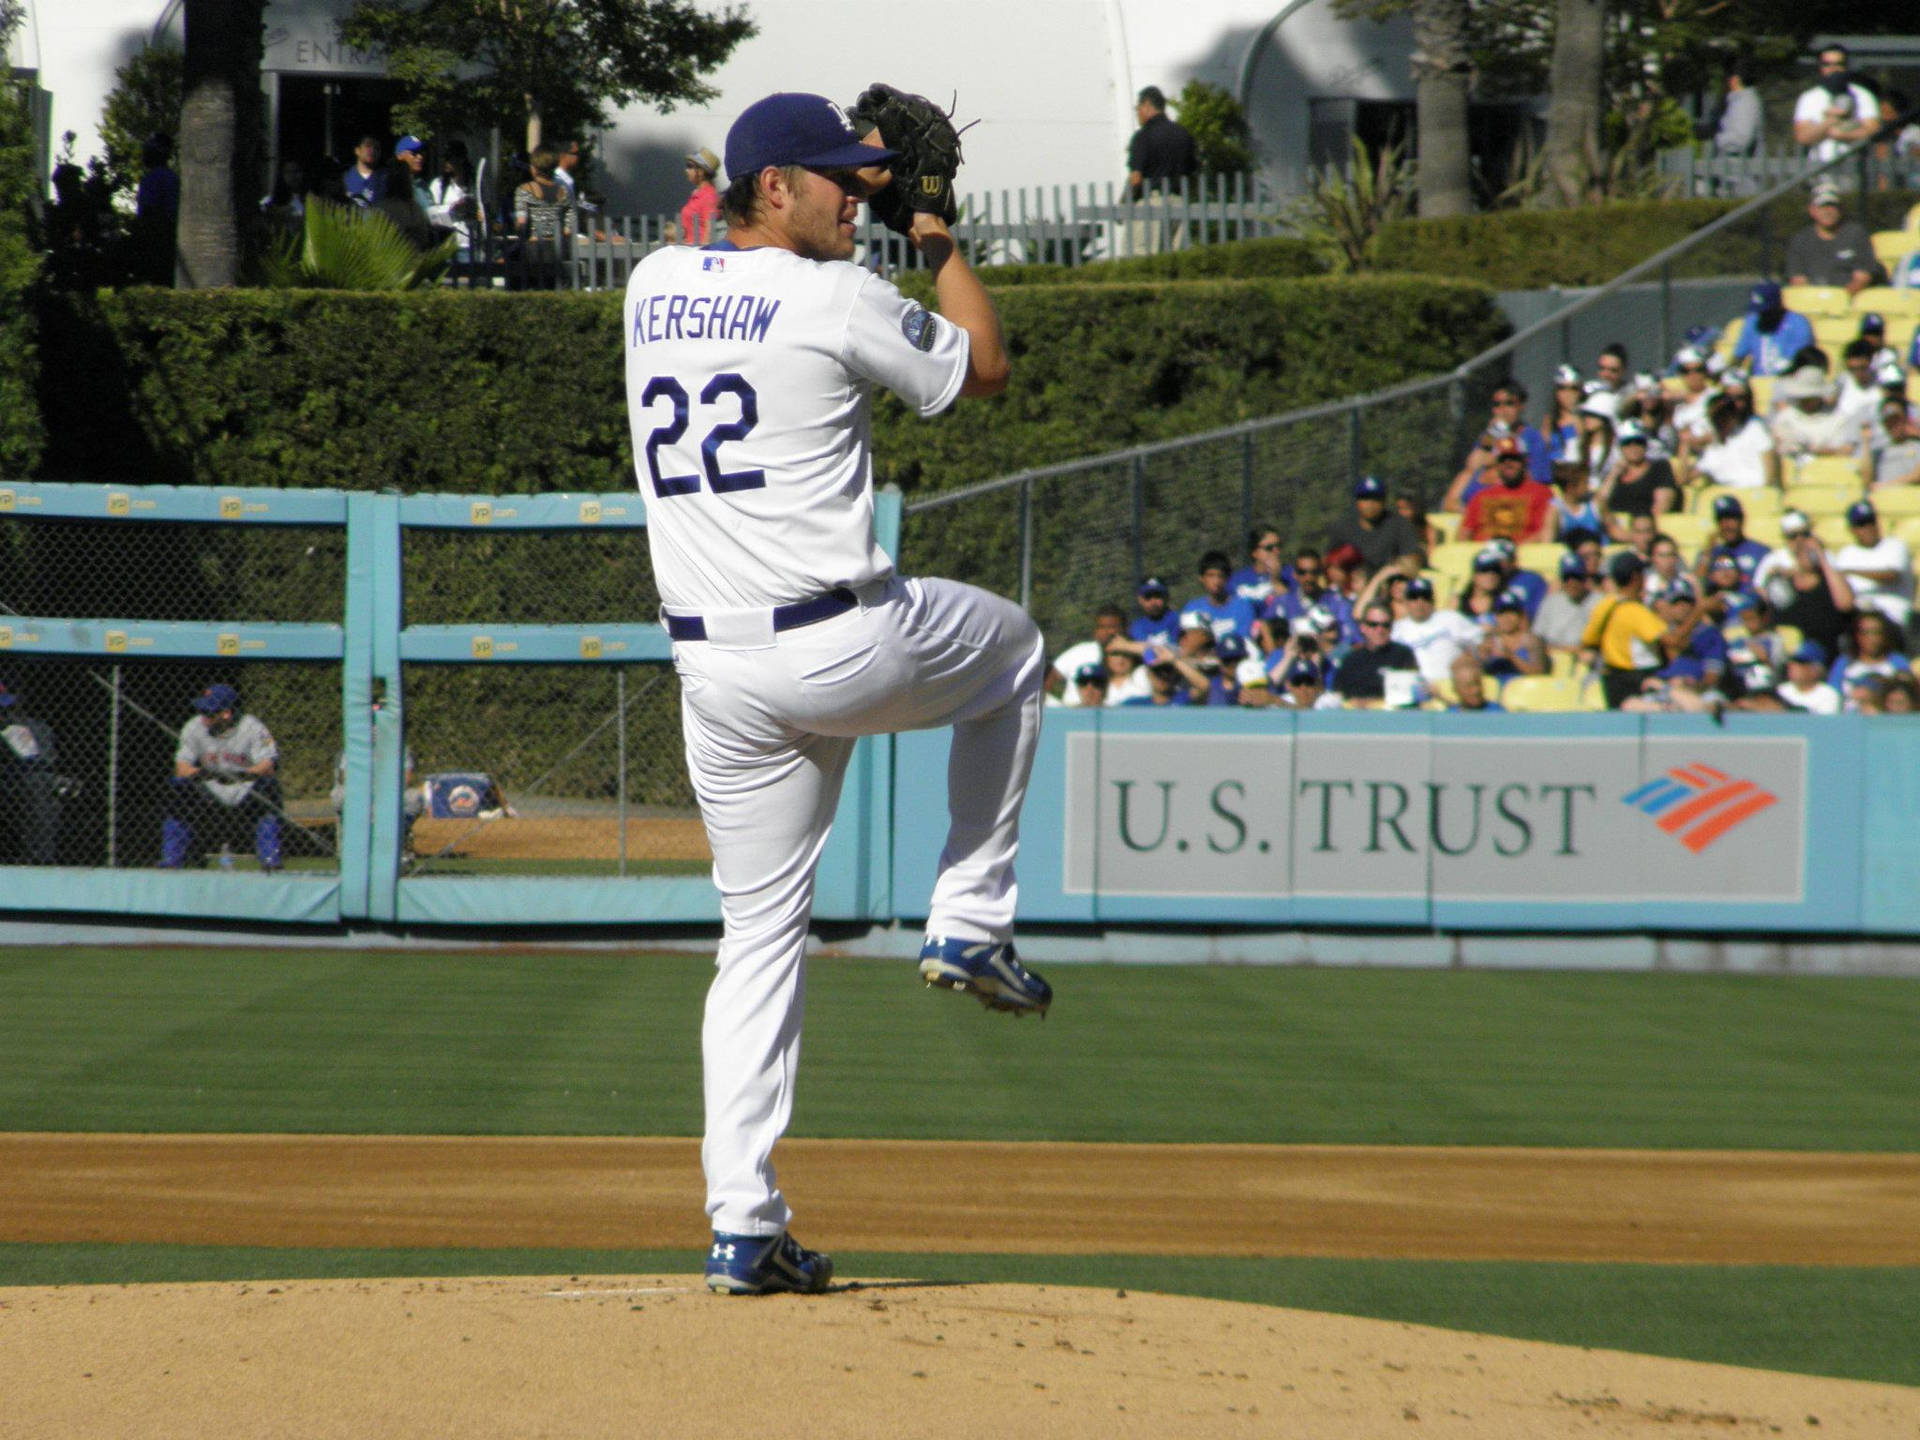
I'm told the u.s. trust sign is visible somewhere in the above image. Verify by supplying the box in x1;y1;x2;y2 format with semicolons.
1061;733;1806;903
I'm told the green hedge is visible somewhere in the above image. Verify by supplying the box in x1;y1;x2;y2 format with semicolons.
0;78;45;477
1373;190;1920;289
38;274;1503;498
970;234;1326;287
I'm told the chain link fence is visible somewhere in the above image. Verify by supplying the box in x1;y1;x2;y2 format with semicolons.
904;129;1920;656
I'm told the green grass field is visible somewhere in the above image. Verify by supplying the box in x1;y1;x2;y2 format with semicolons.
2;948;1915;1384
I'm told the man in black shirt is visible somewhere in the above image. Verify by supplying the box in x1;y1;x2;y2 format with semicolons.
1326;474;1427;572
1333;601;1420;706
1127;86;1199;198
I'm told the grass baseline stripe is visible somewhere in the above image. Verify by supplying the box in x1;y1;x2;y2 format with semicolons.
1;1244;1913;1390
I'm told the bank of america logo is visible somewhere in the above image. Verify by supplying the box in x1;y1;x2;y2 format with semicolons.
1621;764;1778;853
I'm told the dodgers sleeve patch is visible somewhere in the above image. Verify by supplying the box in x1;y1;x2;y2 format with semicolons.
901;306;937;352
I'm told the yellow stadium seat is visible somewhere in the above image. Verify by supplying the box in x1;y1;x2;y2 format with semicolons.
1659;512;1708;549
1908;202;1920;234
1783;285;1852;318
1873;230;1917;267
1426;511;1461;543
1812;514;1852;547
1500;673;1605;712
1854;288;1920;317
1745;516;1785;547
1428;541;1481;585
1426;677;1458;708
1694;484;1780;516
1775;625;1803;653
1783;475;1864;510
1865;487;1920;518
1516;542;1564;578
1548;648;1578;678
1895;517;1920;550
1747;374;1776;412
1811;316;1858;348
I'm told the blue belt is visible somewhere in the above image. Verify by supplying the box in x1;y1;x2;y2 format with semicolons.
664;587;857;643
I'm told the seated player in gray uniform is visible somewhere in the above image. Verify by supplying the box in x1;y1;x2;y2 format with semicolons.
160;683;283;870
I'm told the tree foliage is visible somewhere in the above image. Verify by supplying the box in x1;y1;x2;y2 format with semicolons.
338;0;756;155
98;43;185;196
1;0;47;474
1173;80;1256;177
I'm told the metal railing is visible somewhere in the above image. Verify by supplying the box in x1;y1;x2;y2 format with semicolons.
1661;139;1920;198
903;129;1917;651
447;172;1285;291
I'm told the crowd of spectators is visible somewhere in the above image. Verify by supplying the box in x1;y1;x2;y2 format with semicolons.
1045;195;1920;718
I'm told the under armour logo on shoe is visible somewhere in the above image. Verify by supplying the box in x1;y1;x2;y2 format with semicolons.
711;1242;735;1260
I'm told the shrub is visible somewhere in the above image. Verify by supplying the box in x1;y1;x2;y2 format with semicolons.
1373;191;1920;289
0;61;45;477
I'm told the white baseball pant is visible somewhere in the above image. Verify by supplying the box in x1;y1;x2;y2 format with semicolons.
671;574;1046;1236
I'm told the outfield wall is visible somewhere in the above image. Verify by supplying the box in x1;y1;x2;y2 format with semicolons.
892;711;1920;937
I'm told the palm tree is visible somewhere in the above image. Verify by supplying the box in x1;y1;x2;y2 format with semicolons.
1541;0;1605;208
175;0;264;288
1411;0;1472;217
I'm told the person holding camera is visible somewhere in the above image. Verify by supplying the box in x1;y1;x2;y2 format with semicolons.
1441;382;1551;514
1765;528;1858;659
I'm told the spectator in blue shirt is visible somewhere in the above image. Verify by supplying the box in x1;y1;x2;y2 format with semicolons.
1229;525;1287;607
1731;281;1815;377
1696;493;1771;591
1180;550;1259;645
1653;577;1728;689
1264;547;1354;644
1128;576;1182;648
341;135;387;207
1477;538;1547;619
1122;646;1208;706
1448;654;1506;712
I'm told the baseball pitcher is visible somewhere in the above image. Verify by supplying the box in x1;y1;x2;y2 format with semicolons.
623;88;1052;1296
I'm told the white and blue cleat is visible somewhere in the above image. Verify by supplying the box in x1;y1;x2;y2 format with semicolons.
704;1230;835;1295
918;936;1052;1018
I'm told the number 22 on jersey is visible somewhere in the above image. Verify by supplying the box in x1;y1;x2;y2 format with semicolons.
638;373;765;498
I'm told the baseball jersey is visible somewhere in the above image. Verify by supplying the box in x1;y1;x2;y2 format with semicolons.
1128;612;1181;648
1177;593;1258;643
623;242;969;611
176;714;276;806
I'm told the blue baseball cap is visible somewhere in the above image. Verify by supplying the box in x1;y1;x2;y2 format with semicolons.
1848;499;1878;527
1559;553;1591;579
1860;312;1886;336
1405;576;1435;601
1493;588;1527;613
1749;280;1782;311
1790;640;1828;666
193;683;239;713
1284;659;1321;686
725;93;898;178
1137;576;1168;597
1073;662;1108;686
1712;494;1745;519
1216;633;1248;664
394;135;424;156
1354;474;1386;500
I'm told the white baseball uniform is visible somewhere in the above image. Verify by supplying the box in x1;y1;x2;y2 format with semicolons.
624;240;1045;1239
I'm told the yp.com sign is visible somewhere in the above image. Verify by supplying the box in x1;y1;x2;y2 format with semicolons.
1061;733;1806;902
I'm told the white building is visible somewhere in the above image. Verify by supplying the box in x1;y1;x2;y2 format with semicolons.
9;0;1431;209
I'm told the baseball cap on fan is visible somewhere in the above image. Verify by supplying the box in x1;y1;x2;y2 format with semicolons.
393;135;424;156
725;93;898;177
193;683;239;713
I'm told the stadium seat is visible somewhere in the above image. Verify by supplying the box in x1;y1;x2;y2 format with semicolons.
1908;202;1920;234
1866;487;1920;519
1812;514;1851;547
1747;374;1775;412
1855;287;1920;317
1894;517;1920;551
1783;477;1864;511
1548;648;1579;679
1745;516;1784;547
1775;624;1804;654
1811;316;1858;348
1874;230;1917;267
1694;484;1780;516
1496;675;1579;712
1428;541;1480;589
1659;512;1708;549
1426;511;1461;543
1516;542;1565;578
1782;285;1852;318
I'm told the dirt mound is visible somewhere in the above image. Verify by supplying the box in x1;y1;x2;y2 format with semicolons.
3;1276;1913;1439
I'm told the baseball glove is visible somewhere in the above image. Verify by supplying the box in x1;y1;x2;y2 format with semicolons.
846;83;964;236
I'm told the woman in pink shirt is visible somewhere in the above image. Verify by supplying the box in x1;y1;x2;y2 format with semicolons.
678;146;721;245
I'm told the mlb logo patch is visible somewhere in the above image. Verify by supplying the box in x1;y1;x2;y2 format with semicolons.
703;256;726;271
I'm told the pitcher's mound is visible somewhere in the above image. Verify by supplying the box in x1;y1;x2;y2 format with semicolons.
2;1275;1913;1439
